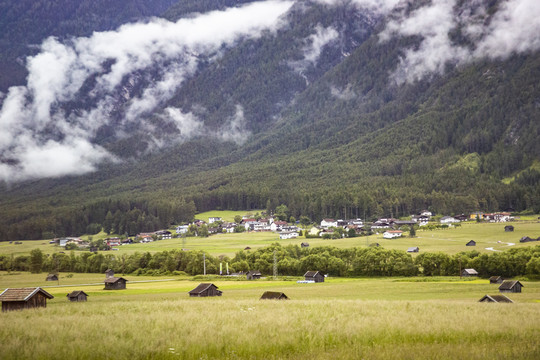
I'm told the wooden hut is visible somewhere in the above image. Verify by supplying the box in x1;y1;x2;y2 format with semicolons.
466;240;476;246
188;283;222;297
105;269;115;278
260;291;289;300
304;271;325;283
103;277;127;290
407;247;419;253
66;290;89;302
46;274;58;281
479;294;513;303
461;268;478;277
0;287;54;312
301;242;310;248
246;270;262;280
504;225;514;232
499;280;523;293
489;276;503;284
244;246;251;250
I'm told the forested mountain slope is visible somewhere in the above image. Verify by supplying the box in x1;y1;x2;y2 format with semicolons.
0;0;539;240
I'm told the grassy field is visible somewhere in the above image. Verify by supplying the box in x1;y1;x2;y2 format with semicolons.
0;272;539;359
1;220;539;258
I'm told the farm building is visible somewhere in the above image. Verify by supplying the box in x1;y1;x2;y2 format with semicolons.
479;294;513;303
103;277;127;290
246;270;262;280
67;291;88;302
304;271;325;283
466;240;476;246
383;230;403;239
260;291;289;300
46;274;58;281
244;246;251;250
499;280;523;293
188;283;222;297
519;236;539;243
504;225;514;232
301;242;309;248
461;269;479;277
0;287;54;312
105;269;114;278
407;247;419;253
489;276;503;284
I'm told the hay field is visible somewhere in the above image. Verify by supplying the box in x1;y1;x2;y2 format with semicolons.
1;273;539;359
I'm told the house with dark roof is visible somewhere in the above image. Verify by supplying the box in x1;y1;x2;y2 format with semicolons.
246;270;262;280
479;294;513;303
46;274;58;281
499;280;523;293
304;271;325;283
0;287;54;312
104;277;127;290
260;291;289;300
461;268;479;277
67;290;89;302
466;240;476;246
489;276;503;284
188;283;222;297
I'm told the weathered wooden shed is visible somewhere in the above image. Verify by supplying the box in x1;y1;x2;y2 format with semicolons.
66;290;89;302
407;247;419;253
103;277;127;290
244;247;251;251
489;276;503;284
479;294;513;303
304;271;325;283
466;240;476;246
504;225;514;232
0;287;54;312
46;274;58;281
105;269;115;278
499;280;523;293
301;242;309;248
461;268;478;277
260;291;289;300
246;270;262;280
188;283;222;297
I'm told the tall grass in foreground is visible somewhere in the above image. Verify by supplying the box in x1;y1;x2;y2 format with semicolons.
1;299;538;359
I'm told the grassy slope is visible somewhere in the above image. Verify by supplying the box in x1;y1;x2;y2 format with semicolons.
0;273;539;360
2;220;539;257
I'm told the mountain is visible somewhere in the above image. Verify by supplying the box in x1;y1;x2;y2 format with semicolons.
1;0;539;240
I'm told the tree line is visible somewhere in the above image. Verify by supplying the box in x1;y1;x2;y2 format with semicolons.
2;244;539;278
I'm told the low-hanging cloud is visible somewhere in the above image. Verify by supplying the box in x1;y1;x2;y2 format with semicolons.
380;0;540;84
0;0;293;182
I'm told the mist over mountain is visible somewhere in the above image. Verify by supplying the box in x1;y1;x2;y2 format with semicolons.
0;0;539;240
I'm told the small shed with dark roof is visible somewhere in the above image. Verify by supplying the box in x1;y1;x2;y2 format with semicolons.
244;246;251;250
499;280;523;293
489;276;503;284
407;247;419;253
246;270;262;280
479;294;513;303
0;287;54;312
46;274;58;281
188;283;222;297
66;290;88;302
260;291;289;300
504;225;514;232
103;277;127;290
301;242;309;248
461;268;479;277
304;271;325;283
466;240;476;246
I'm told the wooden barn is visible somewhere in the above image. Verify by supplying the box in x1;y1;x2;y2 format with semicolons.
0;287;54;312
479;294;513;303
103;277;127;290
499;280;523;293
304;271;325;283
105;269;115;278
407;247;419;253
260;291;289;300
461;268;478;277
504;225;514;232
66;290;88;302
246;270;262;280
489;276;503;284
46;274;58;281
301;242;309;248
188;283;222;297
244;247;251;251
466;240;476;246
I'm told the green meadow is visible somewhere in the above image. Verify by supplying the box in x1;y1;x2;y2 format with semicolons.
1;219;539;258
1;272;539;359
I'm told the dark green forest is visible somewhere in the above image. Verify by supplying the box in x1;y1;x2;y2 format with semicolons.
0;0;539;241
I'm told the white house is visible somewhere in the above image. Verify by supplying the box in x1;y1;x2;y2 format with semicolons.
279;231;299;239
383;230;403;239
440;216;460;224
208;217;222;224
270;221;288;232
176;225;189;234
320;219;337;228
420;210;433;217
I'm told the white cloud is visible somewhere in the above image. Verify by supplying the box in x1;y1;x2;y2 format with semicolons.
314;0;400;14
0;0;294;182
289;25;339;77
219;105;252;145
